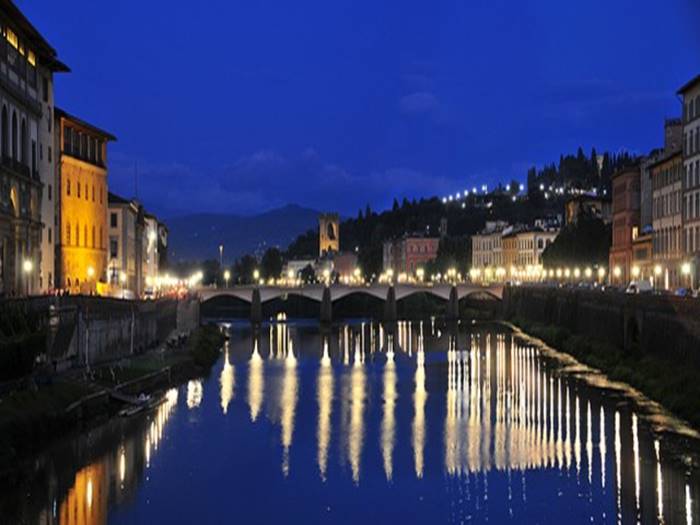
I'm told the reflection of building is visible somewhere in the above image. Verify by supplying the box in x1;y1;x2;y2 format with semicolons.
0;3;68;296
679;75;700;285
319;213;339;256
651;149;683;289
609;166;641;283
382;235;439;275
55;108;115;294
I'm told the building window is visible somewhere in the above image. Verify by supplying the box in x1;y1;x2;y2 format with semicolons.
48;147;52;163
100;226;103;249
84;225;87;247
66;179;71;196
66;223;71;245
92;184;95;202
110;238;118;259
48;184;52;201
77;182;81;199
75;223;79;246
92;225;95;248
42;77;48;103
110;212;118;228
48;227;52;243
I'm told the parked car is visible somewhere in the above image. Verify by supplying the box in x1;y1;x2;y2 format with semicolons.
625;280;653;294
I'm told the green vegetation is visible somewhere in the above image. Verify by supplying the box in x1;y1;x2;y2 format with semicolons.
542;215;611;268
0;381;97;466
188;325;225;368
0;304;47;381
511;317;700;429
0;325;225;473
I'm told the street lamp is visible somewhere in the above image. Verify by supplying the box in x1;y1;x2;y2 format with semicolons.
224;270;231;288
87;266;96;296
22;259;33;296
253;269;260;284
219;244;224;268
681;262;693;289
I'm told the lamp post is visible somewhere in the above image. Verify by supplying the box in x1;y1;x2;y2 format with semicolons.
22;259;33;297
253;269;260;286
120;271;127;299
224;270;231;288
681;262;693;290
87;266;95;296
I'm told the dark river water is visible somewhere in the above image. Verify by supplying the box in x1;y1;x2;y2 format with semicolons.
3;320;700;524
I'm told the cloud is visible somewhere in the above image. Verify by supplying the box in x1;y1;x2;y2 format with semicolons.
108;148;459;217
398;91;441;115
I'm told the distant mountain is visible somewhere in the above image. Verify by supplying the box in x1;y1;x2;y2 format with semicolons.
166;204;321;263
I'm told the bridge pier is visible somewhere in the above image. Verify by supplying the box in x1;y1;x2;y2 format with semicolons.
320;287;332;324
251;288;262;325
383;286;397;334
446;286;459;321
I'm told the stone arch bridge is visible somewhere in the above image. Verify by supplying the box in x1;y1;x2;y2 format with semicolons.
198;283;503;322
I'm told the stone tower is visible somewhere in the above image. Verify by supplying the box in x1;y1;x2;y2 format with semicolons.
319;213;340;256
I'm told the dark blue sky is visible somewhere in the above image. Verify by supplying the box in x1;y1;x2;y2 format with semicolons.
18;0;700;217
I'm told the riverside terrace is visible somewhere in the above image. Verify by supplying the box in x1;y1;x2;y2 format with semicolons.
197;283;504;322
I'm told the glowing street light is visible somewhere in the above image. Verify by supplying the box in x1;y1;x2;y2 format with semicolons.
22;259;33;296
613;266;622;279
416;267;425;282
631;266;640;278
253;269;260;282
224;270;231;287
654;265;663;276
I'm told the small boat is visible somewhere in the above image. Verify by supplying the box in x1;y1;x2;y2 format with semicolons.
118;393;166;418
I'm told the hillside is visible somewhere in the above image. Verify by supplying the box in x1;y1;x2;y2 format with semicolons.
166;204;320;263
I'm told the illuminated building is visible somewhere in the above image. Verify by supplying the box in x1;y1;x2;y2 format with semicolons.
609;166;641;284
319;212;339;256
55;108;115;294
651;149;683;289
470;221;507;271
564;195;612;225
382;234;439;275
679;74;700;286
108;192;139;297
0;1;68;296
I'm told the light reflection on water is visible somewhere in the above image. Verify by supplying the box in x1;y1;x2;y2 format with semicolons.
3;321;700;524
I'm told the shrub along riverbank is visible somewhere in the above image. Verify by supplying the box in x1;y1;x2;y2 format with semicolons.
0;325;225;479
510;317;700;429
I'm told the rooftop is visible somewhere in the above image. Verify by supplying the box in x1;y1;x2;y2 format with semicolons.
55;107;117;141
1;0;69;72
677;73;700;95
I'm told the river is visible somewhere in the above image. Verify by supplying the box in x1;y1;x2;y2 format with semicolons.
2;320;699;524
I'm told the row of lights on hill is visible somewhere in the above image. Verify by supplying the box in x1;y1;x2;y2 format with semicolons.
442;183;527;206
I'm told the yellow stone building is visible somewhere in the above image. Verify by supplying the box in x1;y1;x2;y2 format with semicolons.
55;108;115;294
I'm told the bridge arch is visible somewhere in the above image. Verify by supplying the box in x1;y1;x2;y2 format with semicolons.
332;290;385;319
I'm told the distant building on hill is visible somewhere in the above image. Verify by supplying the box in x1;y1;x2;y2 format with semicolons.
564;195;611;225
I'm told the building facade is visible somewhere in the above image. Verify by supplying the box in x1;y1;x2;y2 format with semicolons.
319;213;339;256
564;195;611;225
470;221;507;270
609;166;641;284
516;228;558;268
108;193;139;298
0;2;67;296
651;149;683;289
55;108;115;294
679;75;700;286
383;235;439;275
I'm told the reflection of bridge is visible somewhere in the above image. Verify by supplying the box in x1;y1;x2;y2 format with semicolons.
198;283;503;322
199;283;504;303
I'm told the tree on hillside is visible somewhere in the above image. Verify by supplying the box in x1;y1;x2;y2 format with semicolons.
541;215;611;268
233;254;257;284
261;247;283;279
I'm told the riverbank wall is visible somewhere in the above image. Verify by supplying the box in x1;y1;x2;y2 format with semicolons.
502;285;700;364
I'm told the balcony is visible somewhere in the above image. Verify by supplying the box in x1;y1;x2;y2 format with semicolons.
1;155;30;178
